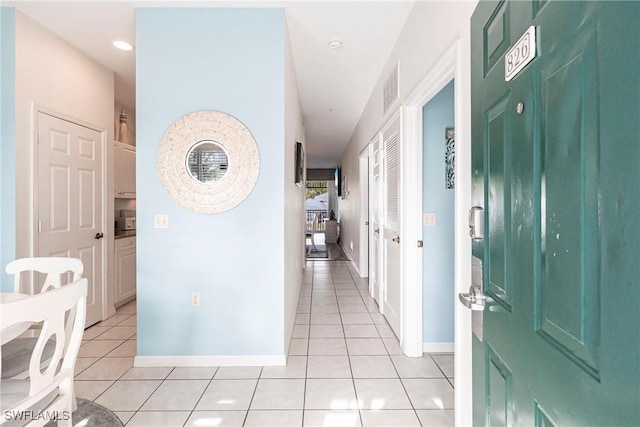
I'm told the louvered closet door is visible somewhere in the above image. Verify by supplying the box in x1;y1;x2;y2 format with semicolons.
371;135;383;306
381;114;401;337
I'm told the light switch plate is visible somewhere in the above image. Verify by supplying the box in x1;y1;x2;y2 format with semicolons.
191;292;200;307
154;214;169;229
423;212;437;226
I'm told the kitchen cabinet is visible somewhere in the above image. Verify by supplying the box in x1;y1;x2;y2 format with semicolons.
115;236;136;305
115;141;136;198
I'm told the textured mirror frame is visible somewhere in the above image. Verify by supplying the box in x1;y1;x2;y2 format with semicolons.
157;111;260;214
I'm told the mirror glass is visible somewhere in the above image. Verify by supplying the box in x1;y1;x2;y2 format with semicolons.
186;140;229;183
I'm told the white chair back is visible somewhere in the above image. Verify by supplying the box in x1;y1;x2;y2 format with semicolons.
0;279;87;426
4;258;84;357
6;257;83;294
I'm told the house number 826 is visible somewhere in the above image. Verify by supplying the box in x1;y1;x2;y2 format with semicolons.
505;26;537;81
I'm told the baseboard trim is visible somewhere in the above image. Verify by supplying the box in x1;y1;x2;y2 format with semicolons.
423;342;455;353
339;242;352;260
134;355;287;367
351;259;361;275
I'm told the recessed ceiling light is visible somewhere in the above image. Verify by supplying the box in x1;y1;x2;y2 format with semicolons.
328;39;343;49
113;40;134;51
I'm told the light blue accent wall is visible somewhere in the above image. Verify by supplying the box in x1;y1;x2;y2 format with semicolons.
0;7;15;290
422;80;455;342
136;8;285;356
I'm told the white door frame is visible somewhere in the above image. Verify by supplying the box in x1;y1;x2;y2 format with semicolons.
32;105;109;322
401;40;472;425
358;146;370;278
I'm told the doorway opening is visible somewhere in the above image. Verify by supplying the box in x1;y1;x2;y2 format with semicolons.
421;79;455;352
305;180;347;261
401;42;471;423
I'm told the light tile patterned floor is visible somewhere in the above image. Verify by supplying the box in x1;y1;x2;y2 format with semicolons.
75;260;454;426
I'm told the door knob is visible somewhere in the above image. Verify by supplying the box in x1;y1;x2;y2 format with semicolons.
365;221;369;226
374;228;380;234
392;236;400;243
95;232;104;240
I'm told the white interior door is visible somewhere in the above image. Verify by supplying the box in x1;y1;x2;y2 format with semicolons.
370;136;383;304
382;115;402;337
359;148;370;277
37;112;103;327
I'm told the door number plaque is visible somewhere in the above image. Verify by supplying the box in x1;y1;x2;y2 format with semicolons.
505;26;537;81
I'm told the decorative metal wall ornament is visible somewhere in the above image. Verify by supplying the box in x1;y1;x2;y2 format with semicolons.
157;110;260;214
445;127;455;189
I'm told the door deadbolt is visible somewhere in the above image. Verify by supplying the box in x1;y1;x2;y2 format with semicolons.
468;207;484;240
392;236;400;243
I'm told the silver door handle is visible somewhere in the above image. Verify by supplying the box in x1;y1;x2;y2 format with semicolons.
392;236;400;243
458;286;486;311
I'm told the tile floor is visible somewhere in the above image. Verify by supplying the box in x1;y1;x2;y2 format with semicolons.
74;260;454;426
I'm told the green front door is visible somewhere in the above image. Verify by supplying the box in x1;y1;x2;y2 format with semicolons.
470;1;640;425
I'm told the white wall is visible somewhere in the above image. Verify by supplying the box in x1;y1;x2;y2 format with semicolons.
14;11;115;310
339;0;477;275
283;24;306;355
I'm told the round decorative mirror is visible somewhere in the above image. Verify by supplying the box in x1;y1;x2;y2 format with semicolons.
186;140;229;183
157;110;260;214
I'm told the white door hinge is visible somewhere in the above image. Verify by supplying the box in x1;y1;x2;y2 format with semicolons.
38;221;42;233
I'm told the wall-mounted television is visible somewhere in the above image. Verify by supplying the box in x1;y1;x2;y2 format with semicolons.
335;166;342;197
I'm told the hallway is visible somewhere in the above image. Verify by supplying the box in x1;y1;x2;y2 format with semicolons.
73;261;454;426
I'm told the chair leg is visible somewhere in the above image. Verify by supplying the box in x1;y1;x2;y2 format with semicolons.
57;377;75;427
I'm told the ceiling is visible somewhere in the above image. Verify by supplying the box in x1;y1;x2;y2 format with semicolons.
8;1;415;167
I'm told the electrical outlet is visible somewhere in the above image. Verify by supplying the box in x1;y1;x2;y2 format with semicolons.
154;214;169;229
423;212;437;226
191;292;200;307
